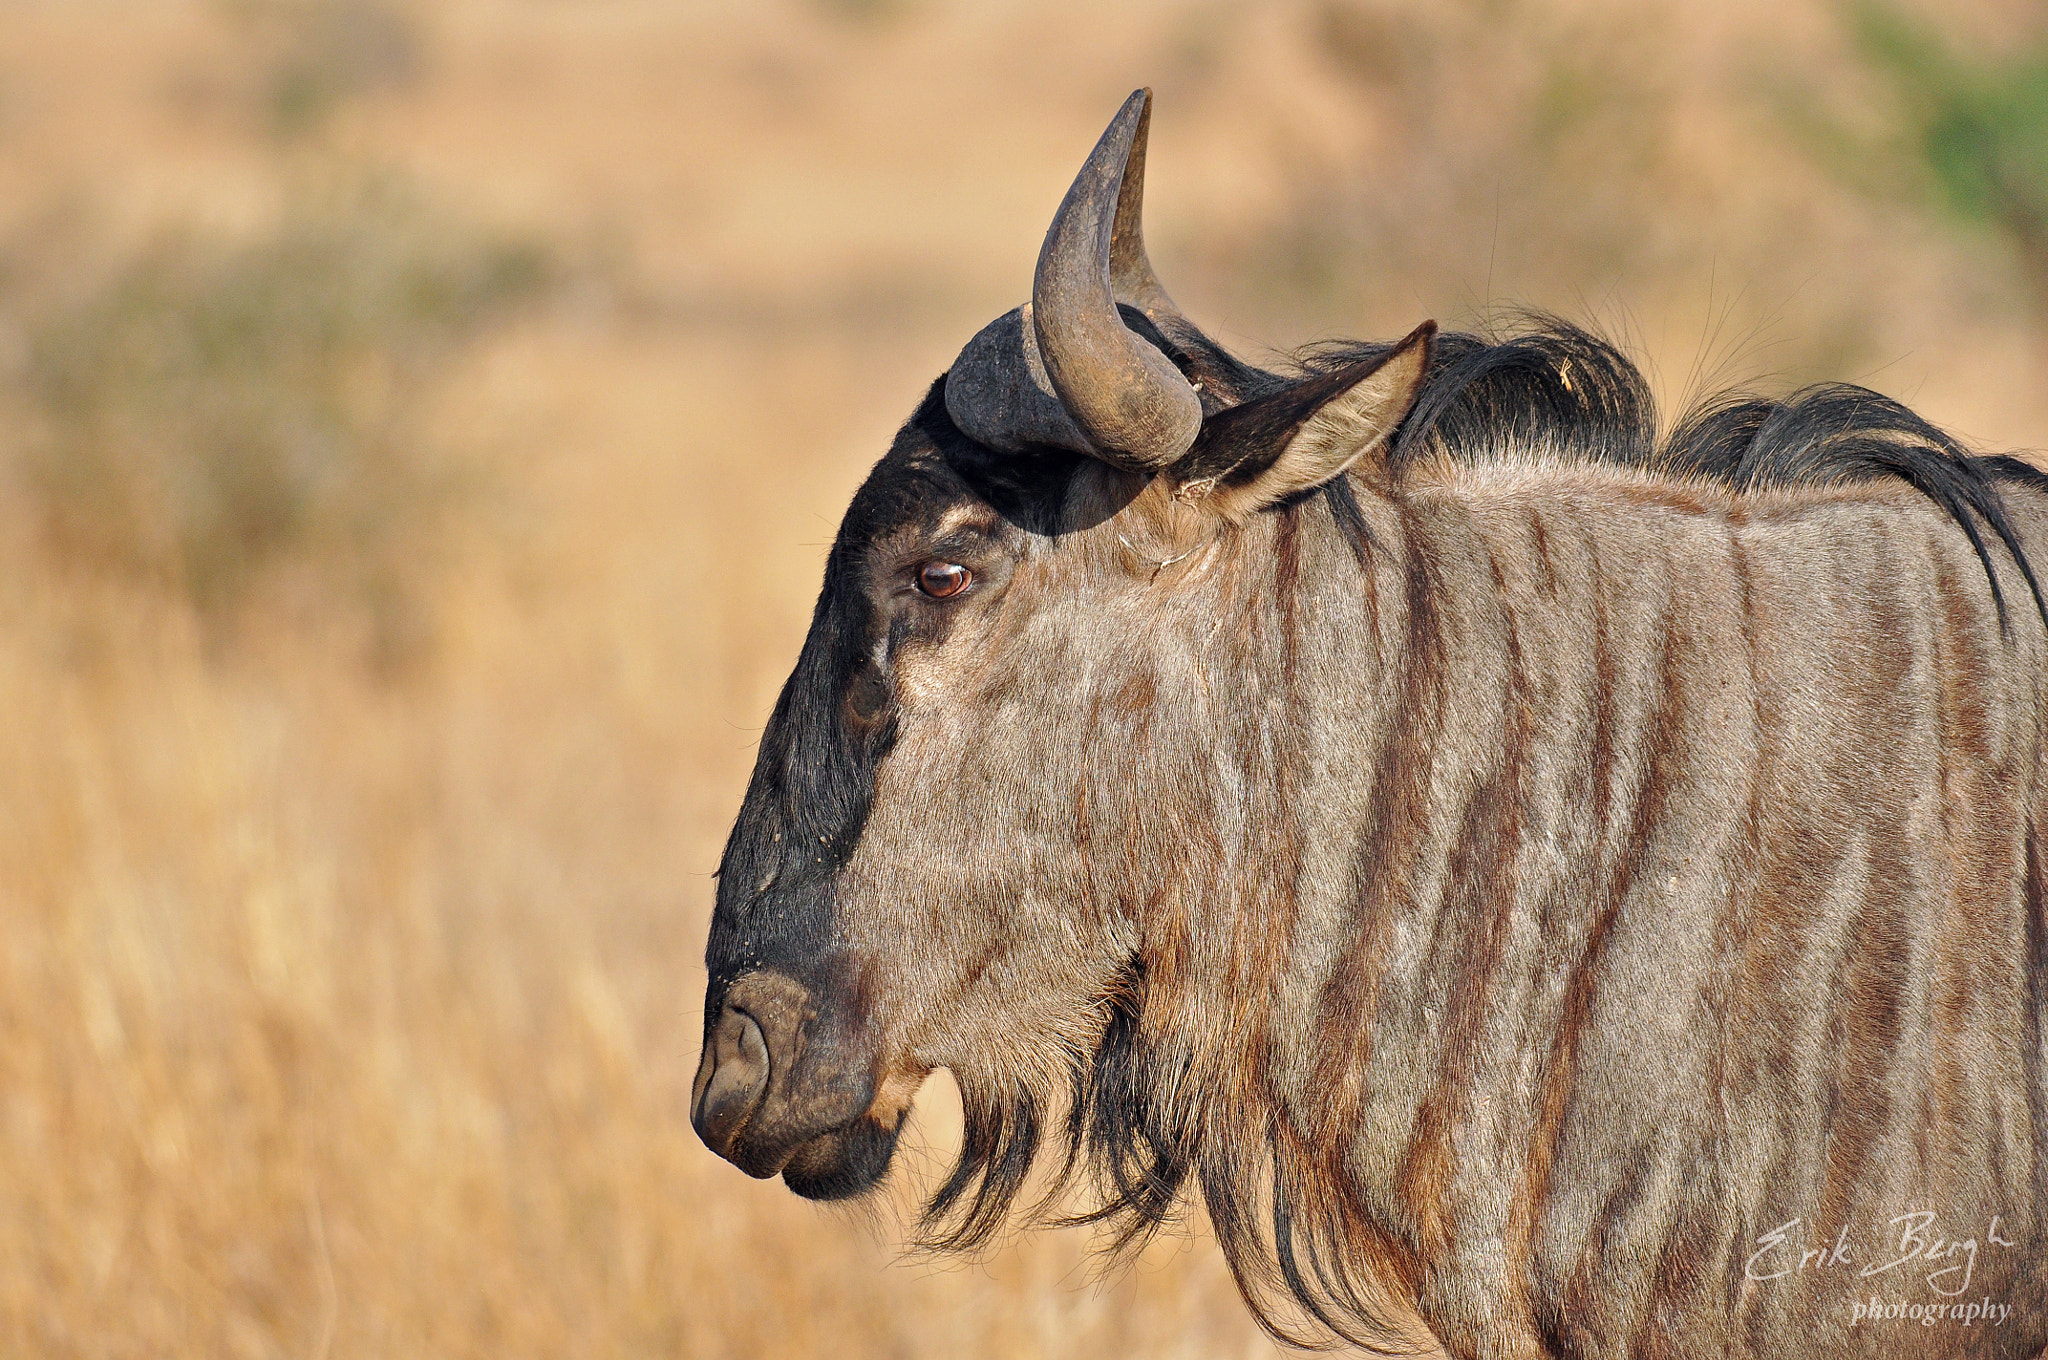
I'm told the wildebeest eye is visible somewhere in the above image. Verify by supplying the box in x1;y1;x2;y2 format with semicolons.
916;561;972;598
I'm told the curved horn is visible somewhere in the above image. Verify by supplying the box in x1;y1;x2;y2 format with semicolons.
1031;90;1203;470
945;90;1202;470
1108;92;1192;339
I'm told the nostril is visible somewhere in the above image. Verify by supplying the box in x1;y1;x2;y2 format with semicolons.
690;1004;771;1163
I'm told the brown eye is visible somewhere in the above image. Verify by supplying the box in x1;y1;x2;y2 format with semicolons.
917;561;972;598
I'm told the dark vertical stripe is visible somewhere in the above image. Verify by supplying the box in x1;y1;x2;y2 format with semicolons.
1715;532;1767;1321
1276;503;1303;693
1323;473;1380;566
1554;576;1685;1332
2026;822;2048;1253
1400;543;1529;1261
1308;507;1443;1152
1530;510;1558;600
1587;538;1618;831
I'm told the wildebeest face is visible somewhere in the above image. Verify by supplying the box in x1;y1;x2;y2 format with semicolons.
691;90;1430;1204
689;386;1184;1199
689;408;1110;1199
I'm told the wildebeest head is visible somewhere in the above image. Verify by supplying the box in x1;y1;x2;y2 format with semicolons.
692;90;1430;1216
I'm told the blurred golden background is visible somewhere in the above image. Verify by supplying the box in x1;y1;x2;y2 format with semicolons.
2;1;2045;1355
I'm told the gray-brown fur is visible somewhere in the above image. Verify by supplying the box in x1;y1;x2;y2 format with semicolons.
692;92;2048;1359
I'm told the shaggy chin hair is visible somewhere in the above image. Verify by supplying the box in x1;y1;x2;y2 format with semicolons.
909;959;1420;1354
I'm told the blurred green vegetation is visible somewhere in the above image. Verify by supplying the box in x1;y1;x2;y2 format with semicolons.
0;183;552;659
0;2;556;669
231;0;425;139
1810;2;2048;316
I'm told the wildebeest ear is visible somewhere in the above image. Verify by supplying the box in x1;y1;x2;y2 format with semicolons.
1170;322;1434;519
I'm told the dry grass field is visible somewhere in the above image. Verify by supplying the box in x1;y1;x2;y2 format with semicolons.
0;1;2043;1355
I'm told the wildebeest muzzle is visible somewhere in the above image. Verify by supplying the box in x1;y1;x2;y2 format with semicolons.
690;969;902;1200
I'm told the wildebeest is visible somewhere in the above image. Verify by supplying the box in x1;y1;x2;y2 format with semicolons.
691;89;2048;1358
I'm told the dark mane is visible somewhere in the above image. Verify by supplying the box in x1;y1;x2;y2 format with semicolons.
1287;319;2048;635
